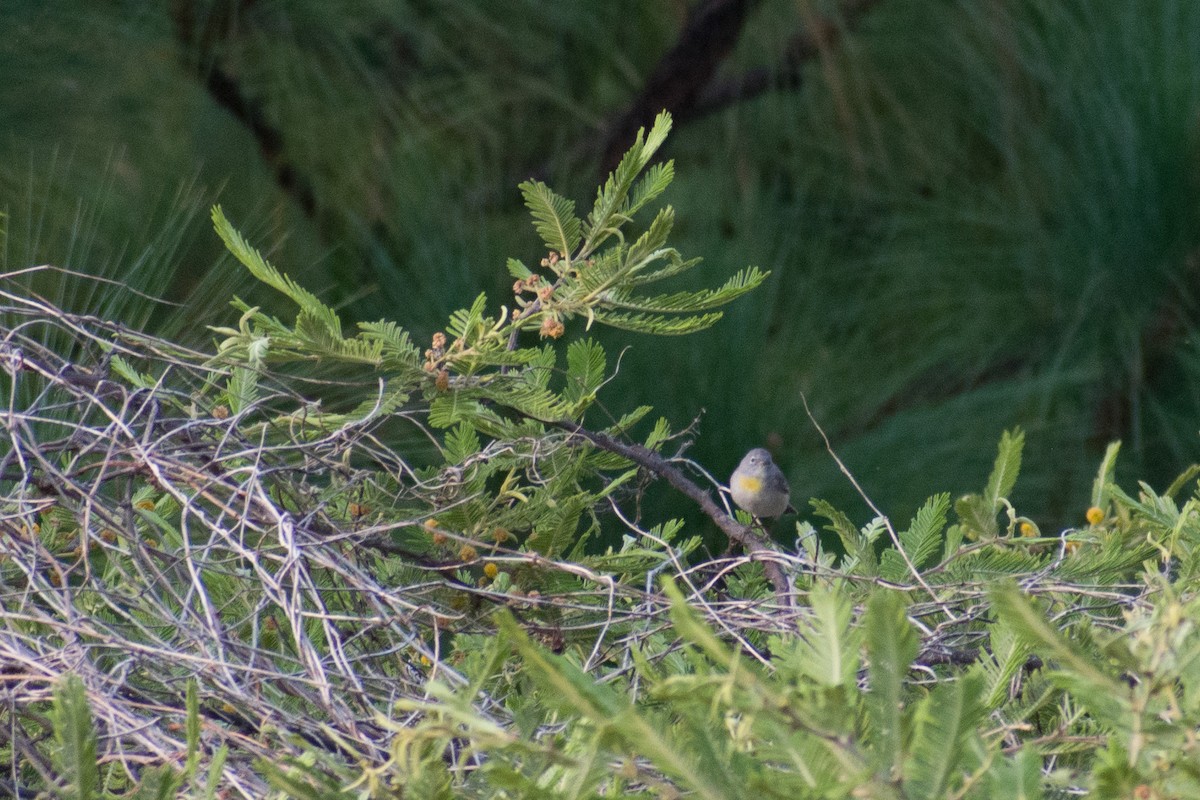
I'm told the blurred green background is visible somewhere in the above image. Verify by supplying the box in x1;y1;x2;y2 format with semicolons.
4;0;1200;533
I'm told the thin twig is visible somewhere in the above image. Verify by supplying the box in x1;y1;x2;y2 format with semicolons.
548;419;794;605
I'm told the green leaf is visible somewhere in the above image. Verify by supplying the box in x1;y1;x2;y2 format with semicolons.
564;338;606;409
644;416;672;450
519;180;582;258
956;430;1025;541
988;582;1128;719
429;394;500;430
1092;440;1121;508
212;206;343;339
527;492;589;558
797;586;860;688
606;404;653;435
956;492;998;541
225;365;259;414
496;611;737;800
185;679;200;778
604;267;768;313
204;746;229;800
51;674;99;800
983;747;1045;800
985;427;1024;510
903;669;985;798
811;499;859;552
1091;740;1144;798
484;380;571;422
583;111;673;255
624;254;704;287
1163;463;1200;500
941;522;965;563
864;591;918;776
590;309;724;335
444;422;481;463
129;766;183;800
446;292;491;344
881;493;949;580
506;257;533;280
110;354;159;389
640;109;672;157
980;614;1037;710
626;160;675;217
357;319;422;370
621;206;675;273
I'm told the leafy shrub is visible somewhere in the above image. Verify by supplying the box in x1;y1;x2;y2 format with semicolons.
3;112;1200;800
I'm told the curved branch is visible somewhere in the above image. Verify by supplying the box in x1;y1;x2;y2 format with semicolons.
550;419;794;604
171;2;316;217
600;0;759;173
683;0;886;122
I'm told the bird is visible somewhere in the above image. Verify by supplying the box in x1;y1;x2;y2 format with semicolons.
729;447;793;519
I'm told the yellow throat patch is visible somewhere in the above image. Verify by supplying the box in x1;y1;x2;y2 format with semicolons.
734;475;763;493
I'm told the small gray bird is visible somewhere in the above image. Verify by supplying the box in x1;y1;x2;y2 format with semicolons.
729;448;792;519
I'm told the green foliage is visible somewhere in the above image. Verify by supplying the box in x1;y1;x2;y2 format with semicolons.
51;676;99;800
209;112;763;438
281;437;1198;800
8;16;1200;791
11;208;1200;800
863;591;918;778
0;120;770;795
35;675;244;799
956;427;1025;541
519;180;581;257
880;492;951;581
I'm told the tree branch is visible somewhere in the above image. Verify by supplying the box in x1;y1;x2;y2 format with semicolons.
682;0;886;123
600;0;759;173
549;419;794;604
597;0;885;174
170;1;316;217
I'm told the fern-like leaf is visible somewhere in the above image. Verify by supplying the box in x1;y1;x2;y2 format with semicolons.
51;674;99;800
1092;440;1121;507
811;499;876;573
985;427;1024;510
624;255;704;287
796;587;860;688
212;206;343;339
583;112;672;255
506;257;533;280
225;366;259;414
626;160;675;217
881;493;949;581
864;591;918;776
564;338;605;409
446;293;491;344
989;582;1127;719
903;670;985;798
606;404;653;435
590;309;724;335
603;267;769;313
444;422;481;463
621;206;675;273
979;615;1037;710
519;180;582;259
357;320;421;368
